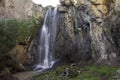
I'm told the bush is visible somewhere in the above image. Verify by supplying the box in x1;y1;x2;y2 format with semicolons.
0;19;21;54
17;17;39;43
0;17;42;54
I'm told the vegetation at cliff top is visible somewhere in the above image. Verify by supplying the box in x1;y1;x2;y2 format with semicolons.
36;64;120;80
0;17;43;54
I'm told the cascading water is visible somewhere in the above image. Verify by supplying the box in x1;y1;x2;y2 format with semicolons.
34;7;58;71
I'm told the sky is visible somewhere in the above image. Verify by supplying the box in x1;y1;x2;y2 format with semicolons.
32;0;60;7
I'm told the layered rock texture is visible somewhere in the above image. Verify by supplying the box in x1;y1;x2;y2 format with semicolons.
0;0;44;20
53;0;120;66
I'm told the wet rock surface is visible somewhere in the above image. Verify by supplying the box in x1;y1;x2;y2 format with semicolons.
53;0;120;66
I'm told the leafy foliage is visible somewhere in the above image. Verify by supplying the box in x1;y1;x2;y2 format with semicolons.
0;19;21;53
0;17;42;54
17;17;39;43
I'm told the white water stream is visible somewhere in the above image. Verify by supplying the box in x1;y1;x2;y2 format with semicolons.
33;7;58;71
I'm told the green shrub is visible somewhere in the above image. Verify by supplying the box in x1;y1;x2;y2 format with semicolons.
0;17;43;54
17;17;39;43
0;19;21;54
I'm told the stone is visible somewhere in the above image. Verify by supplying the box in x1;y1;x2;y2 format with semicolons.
115;0;120;12
58;6;69;12
0;0;44;20
59;0;73;6
9;44;31;65
65;0;72;6
59;0;65;5
55;0;120;66
112;70;120;80
71;0;77;5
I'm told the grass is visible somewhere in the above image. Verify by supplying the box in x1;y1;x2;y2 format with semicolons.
36;64;120;80
86;65;120;76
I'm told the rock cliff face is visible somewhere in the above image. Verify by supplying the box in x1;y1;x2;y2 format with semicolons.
0;0;44;71
53;0;120;66
0;0;44;20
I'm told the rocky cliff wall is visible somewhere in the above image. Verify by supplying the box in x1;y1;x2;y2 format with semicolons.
0;0;44;20
54;0;120;66
0;0;45;71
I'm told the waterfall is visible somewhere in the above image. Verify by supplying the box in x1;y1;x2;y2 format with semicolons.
33;7;58;71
